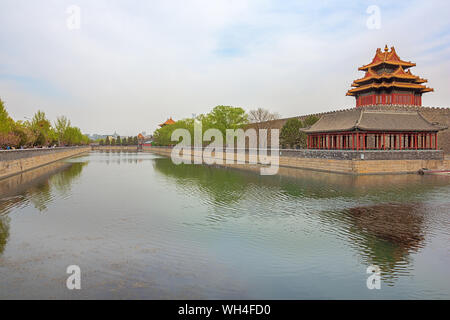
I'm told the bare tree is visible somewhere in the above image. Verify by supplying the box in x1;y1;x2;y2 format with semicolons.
248;108;280;124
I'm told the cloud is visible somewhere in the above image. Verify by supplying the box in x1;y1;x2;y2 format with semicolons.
0;0;449;136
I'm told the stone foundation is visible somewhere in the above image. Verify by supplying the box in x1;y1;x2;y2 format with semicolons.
148;147;449;175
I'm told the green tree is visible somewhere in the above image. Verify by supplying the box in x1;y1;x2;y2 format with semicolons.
204;105;248;134
99;139;104;146
54;116;71;146
0;99;13;133
105;136;111;145
31;110;53;146
116;136;121;145
111;138;116;145
13;121;36;147
280;118;303;149
153;118;195;146
133;136;138;145
0;99;20;148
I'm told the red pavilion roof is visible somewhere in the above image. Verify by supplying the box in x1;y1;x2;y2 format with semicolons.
358;45;416;71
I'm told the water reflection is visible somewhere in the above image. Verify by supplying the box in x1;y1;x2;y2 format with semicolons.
0;215;9;255
0;160;87;255
94;150;149;165
153;158;450;284
153;160;247;205
343;203;427;284
0;161;86;214
153;157;449;202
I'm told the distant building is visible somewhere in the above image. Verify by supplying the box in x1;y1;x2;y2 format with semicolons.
159;117;176;127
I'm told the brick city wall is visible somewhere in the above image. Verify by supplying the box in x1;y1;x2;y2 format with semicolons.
0;147;90;180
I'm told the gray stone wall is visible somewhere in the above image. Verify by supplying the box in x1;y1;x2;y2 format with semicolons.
0;147;88;162
279;149;444;160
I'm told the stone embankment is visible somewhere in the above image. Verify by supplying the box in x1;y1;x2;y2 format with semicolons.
91;146;139;151
0;147;90;180
148;146;449;175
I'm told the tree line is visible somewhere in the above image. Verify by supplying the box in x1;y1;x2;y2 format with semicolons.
0;98;90;149
152;105;250;146
99;136;139;146
152;105;319;149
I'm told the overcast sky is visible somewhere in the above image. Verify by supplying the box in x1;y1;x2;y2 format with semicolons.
1;0;449;136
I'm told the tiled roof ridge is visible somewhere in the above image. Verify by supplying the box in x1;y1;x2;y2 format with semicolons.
250;105;450;125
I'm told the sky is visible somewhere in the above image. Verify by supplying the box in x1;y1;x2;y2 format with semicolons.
1;0;450;136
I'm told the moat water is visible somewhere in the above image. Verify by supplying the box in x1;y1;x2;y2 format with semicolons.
0;151;449;299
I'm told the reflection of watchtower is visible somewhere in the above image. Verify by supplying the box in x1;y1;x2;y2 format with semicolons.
345;203;426;284
137;133;145;150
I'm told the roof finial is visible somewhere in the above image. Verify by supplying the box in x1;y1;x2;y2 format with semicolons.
384;44;388;52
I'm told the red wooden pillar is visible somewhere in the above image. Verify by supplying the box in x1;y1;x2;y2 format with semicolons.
415;133;418;150
352;133;355;150
383;133;386;150
435;133;438;150
356;132;359;151
399;134;402;150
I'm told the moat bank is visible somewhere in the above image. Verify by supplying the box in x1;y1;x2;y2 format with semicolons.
148;146;449;175
0;147;90;180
